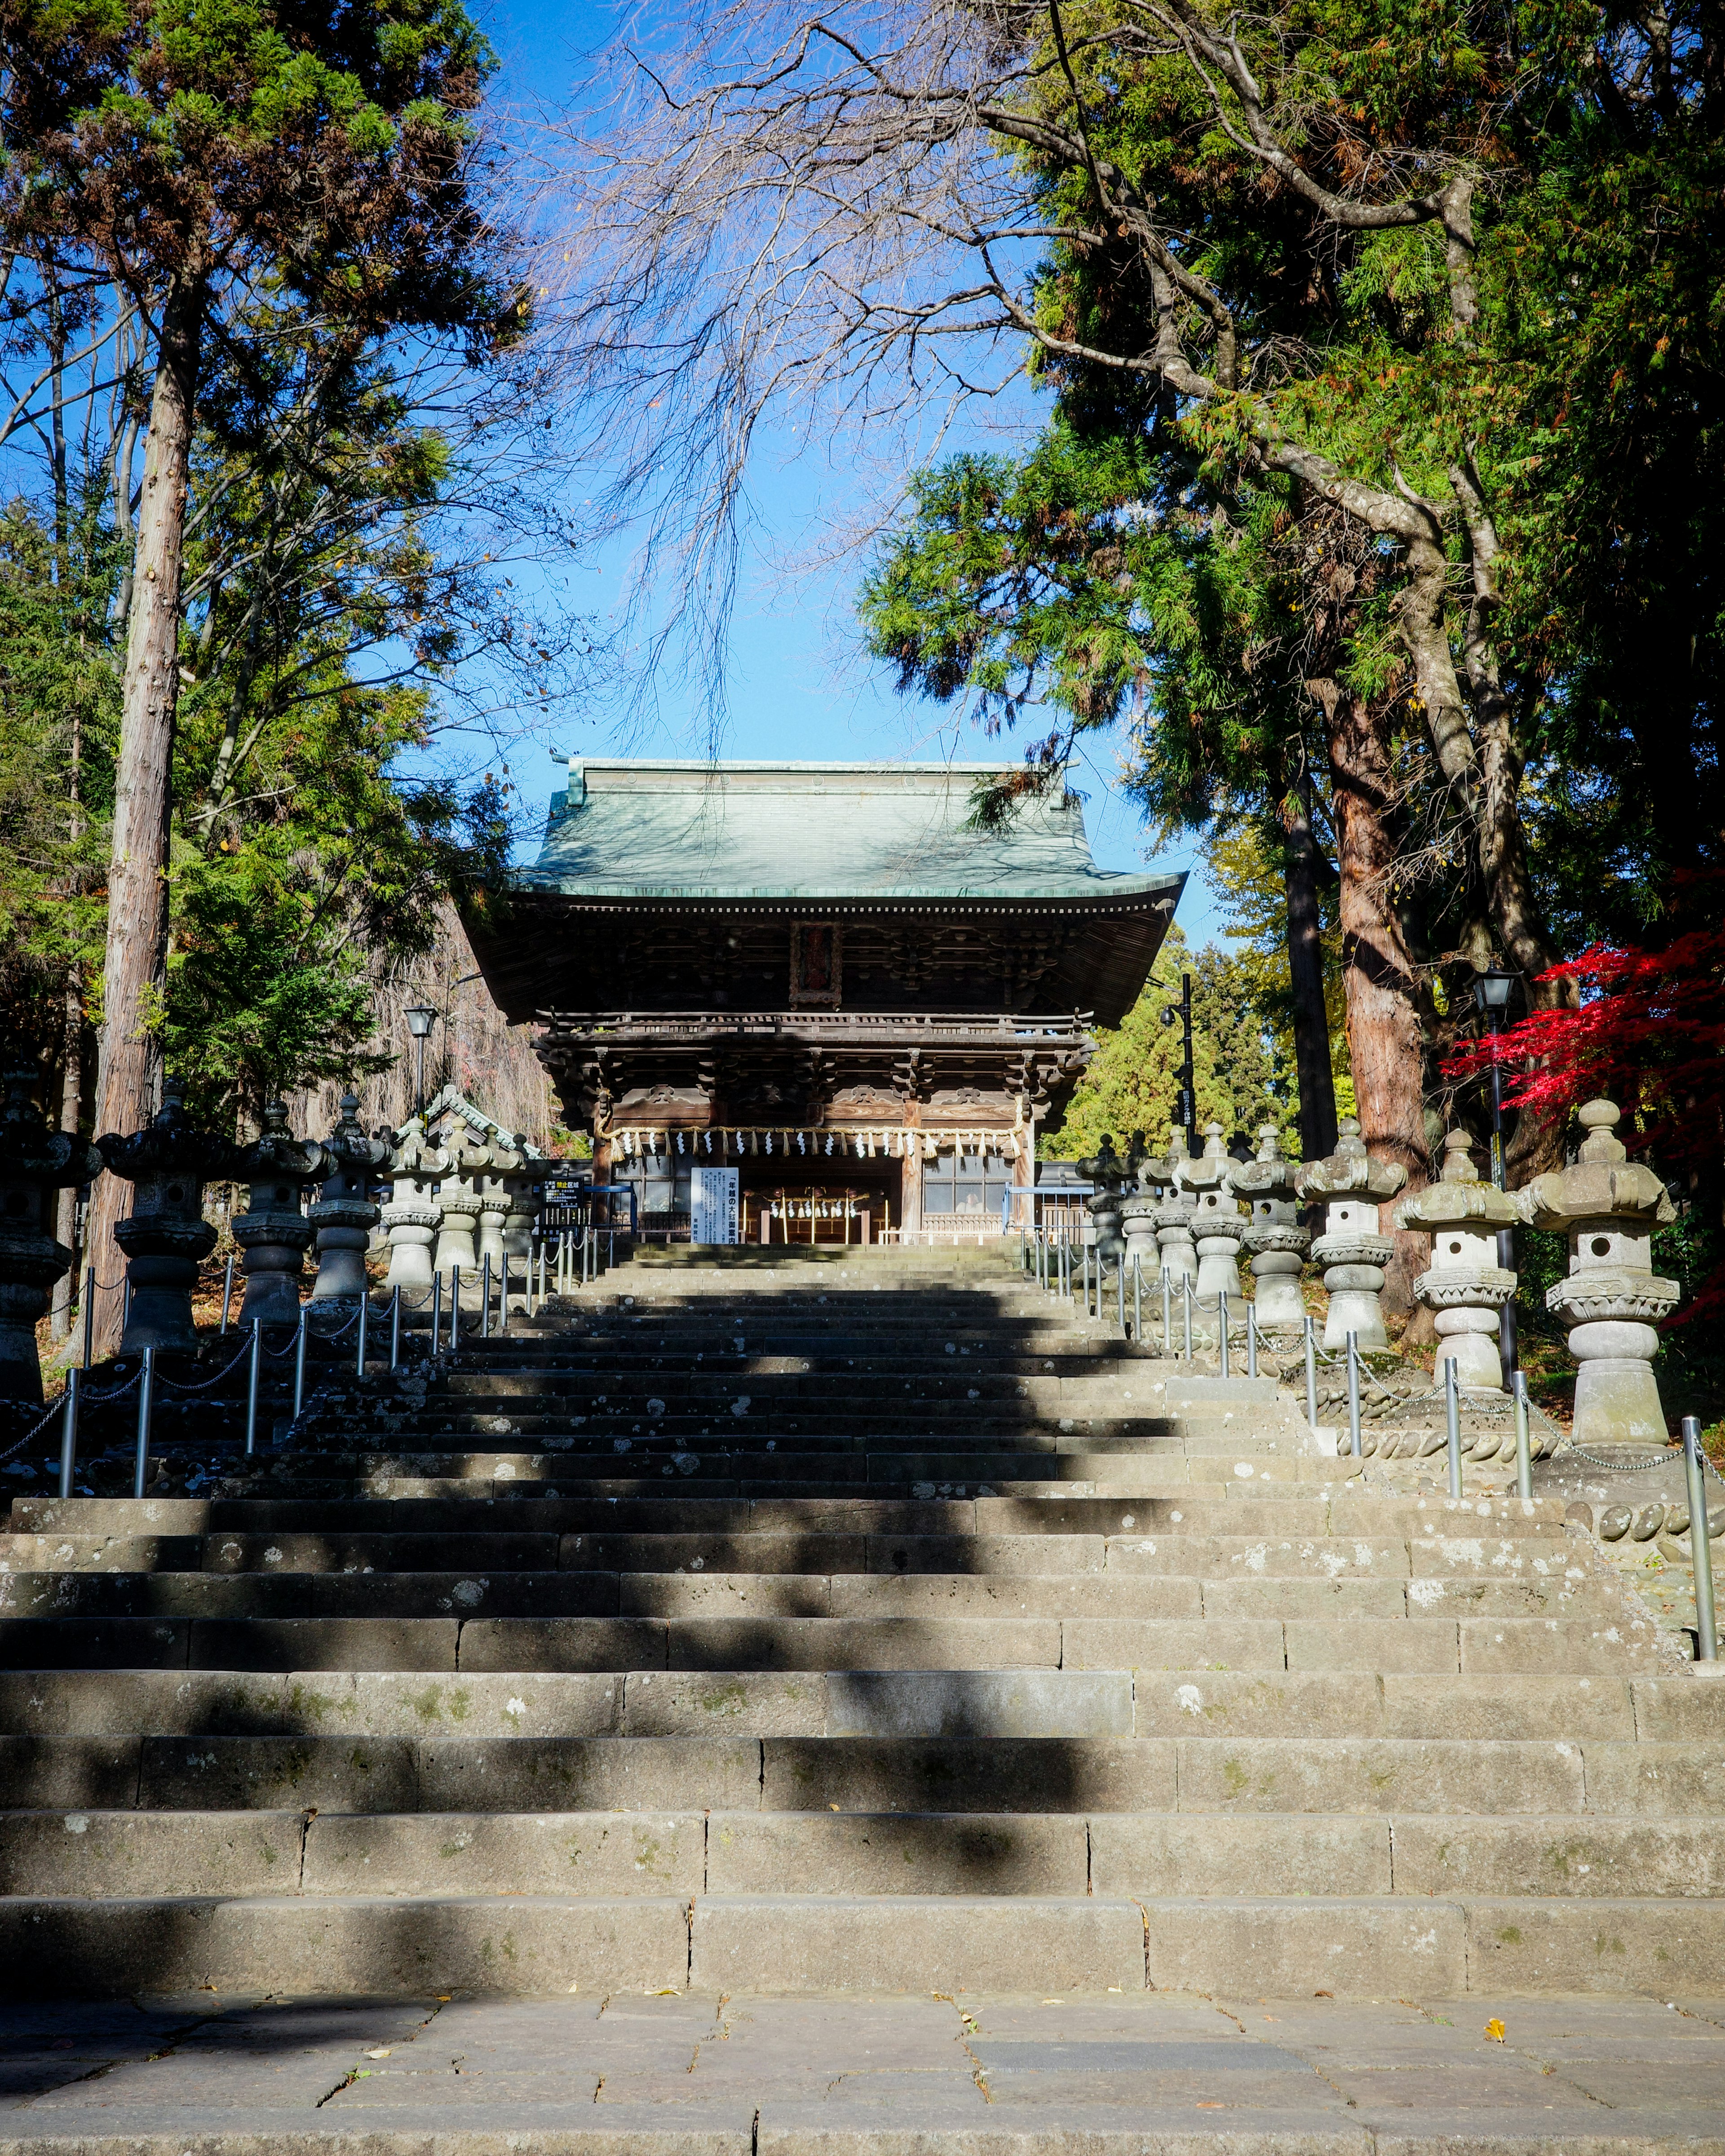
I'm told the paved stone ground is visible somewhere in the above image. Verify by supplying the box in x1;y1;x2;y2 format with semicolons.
6;1990;1725;2151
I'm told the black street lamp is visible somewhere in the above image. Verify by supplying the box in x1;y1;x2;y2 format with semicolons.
1159;972;1199;1158
1472;963;1518;1387
403;1004;438;1117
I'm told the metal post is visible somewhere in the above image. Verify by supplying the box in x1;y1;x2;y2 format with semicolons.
1683;1417;1717;1661
1133;1254;1141;1344
132;1346;155;1499
1345;1330;1361;1457
293;1304;309;1419
1513;1371;1533;1500
481;1254;492;1340
1304;1316;1318;1432
81;1267;95;1371
1247;1303;1257;1381
1081;1242;1090;1317
58;1367;80;1498
451;1265;461;1359
432;1272;442;1353
357;1290;369;1376
1445;1356;1462;1498
220;1252;234;1335
1219;1290;1231;1379
1182;1277;1193;1362
497;1255;508;1339
245;1320;262;1456
122;1273;132;1333
1162;1268;1172;1356
389;1286;402;1370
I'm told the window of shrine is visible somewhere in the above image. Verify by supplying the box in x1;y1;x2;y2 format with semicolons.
922;1151;1014;1217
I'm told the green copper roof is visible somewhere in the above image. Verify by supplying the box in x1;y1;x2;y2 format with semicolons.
522;759;1181;904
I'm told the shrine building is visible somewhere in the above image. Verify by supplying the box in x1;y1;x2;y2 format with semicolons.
469;760;1184;1242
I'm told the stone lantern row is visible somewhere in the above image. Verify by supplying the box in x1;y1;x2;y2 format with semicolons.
0;1075;546;1404
1082;1100;1682;1447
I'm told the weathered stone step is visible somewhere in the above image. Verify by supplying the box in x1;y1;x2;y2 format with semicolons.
13;1492;1569;1538
0;1606;1672;1674
3;1728;1714;1814
3;1886;1722;1996
9;1665;1714;1740
0;1566;1630;1626
8;1804;1724;1900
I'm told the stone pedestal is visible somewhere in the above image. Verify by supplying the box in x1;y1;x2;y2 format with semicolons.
310;1096;390;1303
1517;1100;1680;1445
1393;1129;1519;1391
500;1170;538;1259
0;1070;103;1401
1119;1193;1159;1272
233;1103;326;1328
1232;1123;1309;1331
1154;1197;1199;1284
382;1121;439;1292
1183;1125;1247;1313
430;1126;493;1281
98;1089;245;1354
1296;1119;1409;1353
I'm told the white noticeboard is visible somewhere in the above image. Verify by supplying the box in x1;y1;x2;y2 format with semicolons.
690;1166;740;1245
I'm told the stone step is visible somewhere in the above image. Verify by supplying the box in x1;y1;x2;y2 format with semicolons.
3;1887;1721;1996
2;1729;1714;1814
6;1804;1725;1900
12;1492;1571;1539
0;1603;1680;1676
0;1567;1636;1623
7;1665;1713;1740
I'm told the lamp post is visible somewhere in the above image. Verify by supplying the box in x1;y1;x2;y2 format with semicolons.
404;1004;438;1117
1159;972;1199;1158
1473;963;1518;1387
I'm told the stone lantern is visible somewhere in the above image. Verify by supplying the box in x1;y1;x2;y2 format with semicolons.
1516;1099;1680;1445
429;1122;492;1281
1393;1129;1519;1391
1182;1123;1248;1311
99;1088;246;1354
1080;1135;1128;1261
309;1095;391;1303
0;1069;103;1401
1153;1127;1199;1284
233;1102;328;1327
1295;1117;1409;1351
1231;1122;1310;1331
382;1118;440;1291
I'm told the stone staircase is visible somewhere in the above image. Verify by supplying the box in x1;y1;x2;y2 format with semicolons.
2;1241;1721;2002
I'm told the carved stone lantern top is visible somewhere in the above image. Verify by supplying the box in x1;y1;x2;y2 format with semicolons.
1295;1117;1410;1206
1392;1129;1518;1233
1079;1135;1129;1195
1176;1123;1235;1197
1515;1099;1676;1237
0;1067;102;1193
1230;1121;1300;1203
97;1086;247;1189
321;1093;392;1181
235;1100;327;1189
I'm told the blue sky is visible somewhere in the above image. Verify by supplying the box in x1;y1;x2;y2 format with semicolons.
478;0;1229;944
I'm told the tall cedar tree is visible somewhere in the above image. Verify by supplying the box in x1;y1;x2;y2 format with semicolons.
0;0;518;1343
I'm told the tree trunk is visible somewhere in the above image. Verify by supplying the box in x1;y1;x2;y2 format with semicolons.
1314;679;1432;1319
85;269;206;1358
49;981;83;1345
1281;769;1338;1163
